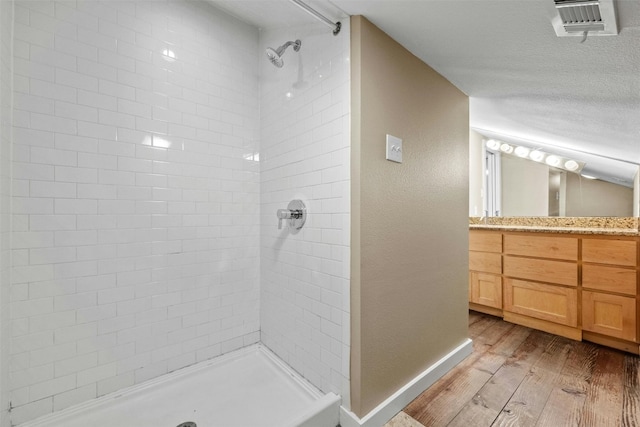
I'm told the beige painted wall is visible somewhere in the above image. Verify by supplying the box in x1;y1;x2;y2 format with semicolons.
565;173;633;216
351;16;470;417
499;155;633;217
501;155;549;216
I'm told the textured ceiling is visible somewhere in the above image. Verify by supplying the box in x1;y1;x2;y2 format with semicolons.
209;0;640;184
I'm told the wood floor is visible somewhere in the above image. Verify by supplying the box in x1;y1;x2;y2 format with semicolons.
385;311;640;427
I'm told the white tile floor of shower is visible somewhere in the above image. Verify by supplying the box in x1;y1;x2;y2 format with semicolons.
20;345;340;427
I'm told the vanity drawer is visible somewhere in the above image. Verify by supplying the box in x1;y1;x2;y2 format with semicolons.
503;256;577;287
469;231;502;253
582;291;636;342
582;265;637;295
469;251;501;274
504;278;578;327
504;235;577;261
582;239;637;267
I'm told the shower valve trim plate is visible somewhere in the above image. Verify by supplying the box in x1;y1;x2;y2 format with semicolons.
277;200;306;231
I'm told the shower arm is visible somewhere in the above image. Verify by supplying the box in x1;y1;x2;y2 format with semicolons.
289;0;341;36
279;40;299;53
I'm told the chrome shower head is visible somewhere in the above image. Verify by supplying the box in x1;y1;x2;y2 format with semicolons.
266;47;284;68
266;39;301;68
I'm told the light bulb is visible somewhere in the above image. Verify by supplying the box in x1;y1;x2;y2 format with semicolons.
529;150;545;162
500;143;513;154
485;139;500;150
564;160;579;171
545;155;561;167
514;146;530;158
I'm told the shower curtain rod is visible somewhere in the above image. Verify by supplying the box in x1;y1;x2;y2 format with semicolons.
289;0;342;35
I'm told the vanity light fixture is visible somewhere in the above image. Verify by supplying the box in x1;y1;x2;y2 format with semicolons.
484;139;585;174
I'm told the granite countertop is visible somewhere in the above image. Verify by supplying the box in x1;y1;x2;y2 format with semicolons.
469;217;640;236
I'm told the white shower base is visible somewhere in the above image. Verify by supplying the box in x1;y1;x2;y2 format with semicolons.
20;344;340;427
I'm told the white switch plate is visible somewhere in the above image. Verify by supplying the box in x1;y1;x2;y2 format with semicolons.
386;134;403;163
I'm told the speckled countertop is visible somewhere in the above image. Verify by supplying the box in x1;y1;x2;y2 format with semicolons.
469;217;640;236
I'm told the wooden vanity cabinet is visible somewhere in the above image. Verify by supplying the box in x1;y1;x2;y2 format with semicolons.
502;234;580;340
469;231;502;314
581;238;638;345
468;230;640;354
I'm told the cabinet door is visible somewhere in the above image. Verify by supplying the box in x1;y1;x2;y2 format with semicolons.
470;272;502;309
504;278;577;327
582;291;636;342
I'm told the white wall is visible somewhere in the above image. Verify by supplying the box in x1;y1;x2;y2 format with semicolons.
259;23;351;402
10;1;260;423
468;130;484;216
634;168;639;217
0;1;14;426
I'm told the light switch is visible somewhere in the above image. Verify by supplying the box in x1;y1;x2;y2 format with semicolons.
386;134;402;163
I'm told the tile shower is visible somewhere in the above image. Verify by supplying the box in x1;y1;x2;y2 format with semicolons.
2;1;350;425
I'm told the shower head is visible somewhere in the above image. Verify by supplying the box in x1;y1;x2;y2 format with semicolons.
266;47;284;68
266;39;301;68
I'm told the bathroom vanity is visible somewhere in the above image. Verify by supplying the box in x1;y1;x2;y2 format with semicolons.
469;217;640;354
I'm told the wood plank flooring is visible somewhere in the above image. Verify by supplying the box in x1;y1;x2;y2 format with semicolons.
385;311;640;427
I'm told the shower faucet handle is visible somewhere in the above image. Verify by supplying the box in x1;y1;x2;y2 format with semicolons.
276;200;306;232
277;209;292;229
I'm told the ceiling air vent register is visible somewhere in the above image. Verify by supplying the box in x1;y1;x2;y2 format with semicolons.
551;0;618;37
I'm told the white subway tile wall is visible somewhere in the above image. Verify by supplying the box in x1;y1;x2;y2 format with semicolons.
10;1;261;423
259;23;351;401
1;1;14;426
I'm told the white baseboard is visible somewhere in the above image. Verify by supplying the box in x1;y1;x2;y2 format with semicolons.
340;338;473;427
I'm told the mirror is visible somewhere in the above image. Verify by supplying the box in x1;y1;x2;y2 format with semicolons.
499;154;634;217
469;131;640;217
